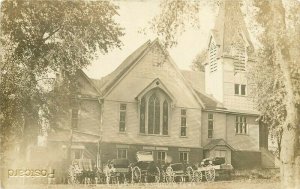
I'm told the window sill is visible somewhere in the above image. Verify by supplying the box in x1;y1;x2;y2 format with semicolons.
138;133;170;137
235;133;248;136
180;136;188;138
118;131;127;134
234;94;247;97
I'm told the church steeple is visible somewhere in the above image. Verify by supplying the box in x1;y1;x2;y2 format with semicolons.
204;0;256;111
210;0;253;57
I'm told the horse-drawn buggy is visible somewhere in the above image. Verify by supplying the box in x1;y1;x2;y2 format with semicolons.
130;151;161;183
193;157;233;182
103;158;131;184
163;162;195;183
67;159;103;184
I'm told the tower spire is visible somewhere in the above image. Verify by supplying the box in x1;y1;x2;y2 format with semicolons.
211;0;253;56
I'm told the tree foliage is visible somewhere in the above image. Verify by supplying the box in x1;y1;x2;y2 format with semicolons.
191;49;206;72
150;0;300;188
248;0;300;157
0;0;123;157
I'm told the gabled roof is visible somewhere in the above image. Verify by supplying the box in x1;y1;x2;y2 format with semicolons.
194;90;225;110
180;70;205;93
93;38;205;108
77;70;102;96
209;0;253;56
204;139;235;151
99;40;152;95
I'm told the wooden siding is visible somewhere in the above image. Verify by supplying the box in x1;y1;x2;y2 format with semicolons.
77;99;101;135
201;111;227;146
202;111;259;151
101;100;202;148
105;43;201;109
226;114;259;151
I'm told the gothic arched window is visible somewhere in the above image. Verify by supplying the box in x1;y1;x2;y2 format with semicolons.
148;94;160;134
140;97;146;133
163;100;168;135
140;88;170;136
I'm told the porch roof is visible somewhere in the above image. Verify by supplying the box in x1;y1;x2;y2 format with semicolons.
204;139;235;151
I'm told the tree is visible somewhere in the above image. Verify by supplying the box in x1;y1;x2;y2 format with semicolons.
150;0;300;188
191;49;206;72
0;0;123;188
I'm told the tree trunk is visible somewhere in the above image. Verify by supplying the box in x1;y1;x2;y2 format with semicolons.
271;1;300;188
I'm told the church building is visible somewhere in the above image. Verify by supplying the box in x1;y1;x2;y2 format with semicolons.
47;0;274;170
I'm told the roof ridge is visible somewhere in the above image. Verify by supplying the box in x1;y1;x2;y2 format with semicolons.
100;40;152;95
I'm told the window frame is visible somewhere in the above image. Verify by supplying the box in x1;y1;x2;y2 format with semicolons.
235;115;247;134
139;90;170;136
119;103;127;132
180;109;187;137
208;113;214;138
117;148;128;159
179;151;189;163
157;151;166;164
234;84;247;96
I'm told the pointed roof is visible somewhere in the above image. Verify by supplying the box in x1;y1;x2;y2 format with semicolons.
98;40;152;95
210;0;253;56
204;139;235;151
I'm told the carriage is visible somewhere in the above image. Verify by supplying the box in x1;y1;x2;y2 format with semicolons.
163;163;195;183
193;157;233;182
130;151;161;183
67;159;100;185
103;158;131;184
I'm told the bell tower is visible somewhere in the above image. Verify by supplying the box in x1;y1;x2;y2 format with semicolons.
204;0;256;112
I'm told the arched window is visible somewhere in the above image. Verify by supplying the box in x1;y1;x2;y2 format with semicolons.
163;100;168;135
140;97;146;133
139;88;170;136
148;94;160;134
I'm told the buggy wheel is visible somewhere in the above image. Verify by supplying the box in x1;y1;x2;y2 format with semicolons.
186;166;194;182
154;167;161;183
165;167;174;183
67;165;79;184
205;166;215;182
132;166;141;183
194;171;203;183
161;169;166;183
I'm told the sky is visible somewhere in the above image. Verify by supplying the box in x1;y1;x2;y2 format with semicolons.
84;0;215;79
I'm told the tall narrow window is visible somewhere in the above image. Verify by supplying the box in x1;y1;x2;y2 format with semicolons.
234;84;240;95
209;40;217;72
179;152;189;163
119;104;127;132
208;113;214;138
181;109;187;137
157;151;166;164
241;85;246;95
163;100;168;135
140;97;146;133
148;94;160;134
235;115;247;134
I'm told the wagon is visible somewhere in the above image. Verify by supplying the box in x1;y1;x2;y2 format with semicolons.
164;163;194;183
130;151;161;183
103;158;131;184
67;159;98;185
193;157;233;182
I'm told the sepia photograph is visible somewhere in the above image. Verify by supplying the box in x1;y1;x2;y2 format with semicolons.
0;0;299;189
